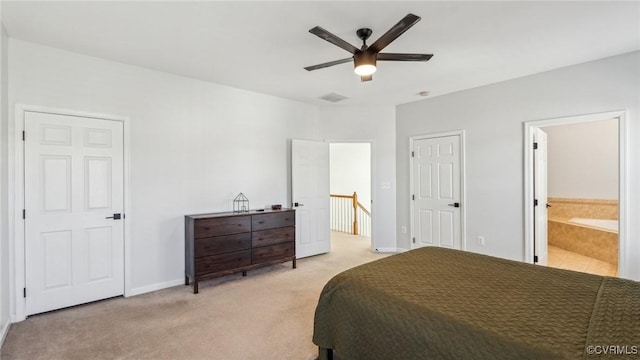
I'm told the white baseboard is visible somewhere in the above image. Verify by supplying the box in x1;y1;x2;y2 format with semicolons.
0;317;10;349
128;279;185;297
396;247;410;253
373;247;397;253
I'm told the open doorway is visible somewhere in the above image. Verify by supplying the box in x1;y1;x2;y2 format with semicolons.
542;119;619;276
525;111;625;278
329;143;372;249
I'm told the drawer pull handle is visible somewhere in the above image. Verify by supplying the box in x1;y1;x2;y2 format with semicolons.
258;221;265;224
204;227;210;230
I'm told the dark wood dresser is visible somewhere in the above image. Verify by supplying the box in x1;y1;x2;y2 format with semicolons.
185;209;296;293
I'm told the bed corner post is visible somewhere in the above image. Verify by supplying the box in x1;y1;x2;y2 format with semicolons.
318;347;333;360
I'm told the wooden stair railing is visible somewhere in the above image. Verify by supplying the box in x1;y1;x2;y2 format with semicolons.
330;192;371;237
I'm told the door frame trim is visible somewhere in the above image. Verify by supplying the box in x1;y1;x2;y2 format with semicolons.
523;110;627;276
11;104;131;322
409;130;466;250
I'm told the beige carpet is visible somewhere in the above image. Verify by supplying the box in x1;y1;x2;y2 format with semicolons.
1;232;389;360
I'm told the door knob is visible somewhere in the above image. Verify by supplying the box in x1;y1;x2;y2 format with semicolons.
106;213;122;220
294;202;304;207
447;203;460;208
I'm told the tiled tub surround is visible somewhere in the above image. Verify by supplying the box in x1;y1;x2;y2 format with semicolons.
547;198;618;219
547;198;618;266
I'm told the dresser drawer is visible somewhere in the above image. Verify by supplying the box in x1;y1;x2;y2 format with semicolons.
195;250;251;275
252;242;295;264
186;209;296;294
195;233;251;258
194;216;251;238
252;211;295;231
252;227;294;247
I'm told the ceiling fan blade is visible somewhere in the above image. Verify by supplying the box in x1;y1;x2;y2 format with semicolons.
304;58;353;71
377;53;433;61
369;14;421;53
360;75;372;82
309;26;359;54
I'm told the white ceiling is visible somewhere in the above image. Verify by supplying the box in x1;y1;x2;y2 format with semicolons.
2;1;639;106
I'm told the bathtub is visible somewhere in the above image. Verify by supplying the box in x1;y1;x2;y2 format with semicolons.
568;218;618;233
548;217;618;265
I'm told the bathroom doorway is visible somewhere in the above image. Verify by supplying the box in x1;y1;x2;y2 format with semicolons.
524;111;626;278
542;119;619;276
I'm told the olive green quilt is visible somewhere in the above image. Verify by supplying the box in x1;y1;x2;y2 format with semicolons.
313;247;639;359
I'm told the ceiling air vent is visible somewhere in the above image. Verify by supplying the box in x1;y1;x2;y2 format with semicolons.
319;92;349;103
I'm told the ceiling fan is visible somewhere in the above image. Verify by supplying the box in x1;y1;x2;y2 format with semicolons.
304;14;433;82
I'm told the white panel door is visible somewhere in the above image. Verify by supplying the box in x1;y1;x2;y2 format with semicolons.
412;135;461;249
25;111;124;315
533;128;548;265
292;139;330;258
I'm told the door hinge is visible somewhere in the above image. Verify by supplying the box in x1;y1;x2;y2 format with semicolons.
412;237;416;244
534;199;538;207
412;194;415;200
22;131;25;141
23;209;26;219
23;288;26;298
533;142;538;150
533;255;539;263
411;151;415;157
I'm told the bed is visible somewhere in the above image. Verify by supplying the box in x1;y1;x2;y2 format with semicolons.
313;247;639;359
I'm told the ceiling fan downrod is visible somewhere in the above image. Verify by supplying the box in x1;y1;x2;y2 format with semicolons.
356;28;373;50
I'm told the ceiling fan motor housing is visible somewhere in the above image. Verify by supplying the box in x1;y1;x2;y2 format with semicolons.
354;51;377;73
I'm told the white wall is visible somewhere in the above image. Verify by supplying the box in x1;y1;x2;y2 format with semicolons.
330;143;371;211
396;52;640;280
0;15;11;343
6;39;321;303
319;106;396;252
543;119;618;199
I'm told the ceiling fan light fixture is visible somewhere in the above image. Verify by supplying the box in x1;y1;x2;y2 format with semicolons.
354;52;377;76
305;14;431;82
354;64;376;76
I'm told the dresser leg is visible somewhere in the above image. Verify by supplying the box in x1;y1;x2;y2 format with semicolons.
194;281;199;294
242;271;247;276
293;258;297;269
185;276;189;286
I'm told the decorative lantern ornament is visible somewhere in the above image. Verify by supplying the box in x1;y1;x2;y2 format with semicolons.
233;193;250;213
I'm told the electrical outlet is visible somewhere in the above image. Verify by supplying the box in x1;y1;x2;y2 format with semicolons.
401;226;407;234
477;236;485;246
